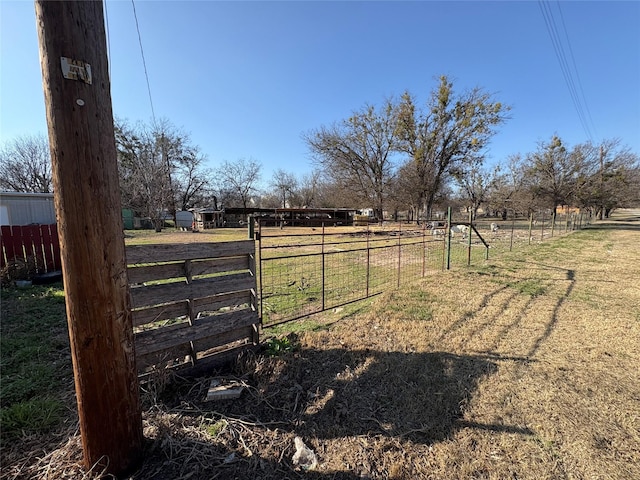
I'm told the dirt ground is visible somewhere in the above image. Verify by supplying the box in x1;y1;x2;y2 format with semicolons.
3;210;639;479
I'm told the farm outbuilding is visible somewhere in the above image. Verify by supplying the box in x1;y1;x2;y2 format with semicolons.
246;207;357;227
175;210;193;229
191;207;224;230
0;192;56;226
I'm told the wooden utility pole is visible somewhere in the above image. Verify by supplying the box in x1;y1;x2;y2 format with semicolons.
35;1;143;475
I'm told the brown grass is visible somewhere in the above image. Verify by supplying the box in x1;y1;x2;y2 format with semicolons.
3;210;639;479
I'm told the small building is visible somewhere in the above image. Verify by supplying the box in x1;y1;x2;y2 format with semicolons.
0;192;56;226
256;208;356;227
191;207;224;230
176;211;194;229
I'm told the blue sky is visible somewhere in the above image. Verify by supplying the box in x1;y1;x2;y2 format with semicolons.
1;1;639;186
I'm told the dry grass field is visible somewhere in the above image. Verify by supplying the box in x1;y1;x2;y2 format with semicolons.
2;210;638;479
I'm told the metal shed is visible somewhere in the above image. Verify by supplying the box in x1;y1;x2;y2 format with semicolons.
0;192;56;226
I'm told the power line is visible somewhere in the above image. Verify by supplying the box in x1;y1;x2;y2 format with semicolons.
538;0;596;143
131;0;156;124
556;2;598;140
539;1;591;140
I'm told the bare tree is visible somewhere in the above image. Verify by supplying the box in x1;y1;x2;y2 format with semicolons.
297;170;322;207
392;159;425;222
115;118;210;230
304;100;398;220
257;191;282;209
454;163;496;220
174;147;212;211
523;135;586;217
115;120;170;230
573;139;640;217
271;169;298;208
215;158;262;209
0;134;53;192
487;154;535;218
395;76;509;219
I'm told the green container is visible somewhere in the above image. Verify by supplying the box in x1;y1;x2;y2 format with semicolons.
122;209;134;230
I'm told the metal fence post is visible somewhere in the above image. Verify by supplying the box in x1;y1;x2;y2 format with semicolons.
446;207;452;270
321;222;325;311
510;213;515;252
258;218;263;322
366;222;370;296
247;214;254;239
528;213;533;245
467;210;472;266
422;222;426;277
397;221;402;287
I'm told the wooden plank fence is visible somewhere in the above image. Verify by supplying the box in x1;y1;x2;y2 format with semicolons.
126;240;259;376
1;224;61;272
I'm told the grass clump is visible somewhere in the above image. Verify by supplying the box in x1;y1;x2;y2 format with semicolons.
263;335;297;356
0;283;72;442
511;279;548;297
0;398;63;438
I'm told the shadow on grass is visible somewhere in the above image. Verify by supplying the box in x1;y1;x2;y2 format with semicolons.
204;350;523;462
119;348;533;480
135;345;535;479
275;348;506;443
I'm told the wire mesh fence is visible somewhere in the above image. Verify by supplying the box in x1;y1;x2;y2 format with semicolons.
256;209;592;327
257;222;446;327
465;210;592;255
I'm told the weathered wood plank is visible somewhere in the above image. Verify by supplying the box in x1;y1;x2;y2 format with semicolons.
190;344;255;376
128;256;250;285
131;291;253;327
135;309;258;357
129;272;255;309
192;290;254;316
192;324;255;354
136;342;193;372
126;240;255;265
128;239;258;375
132;301;189;327
134;320;191;356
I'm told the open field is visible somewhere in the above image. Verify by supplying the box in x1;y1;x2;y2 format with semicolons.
1;210;638;479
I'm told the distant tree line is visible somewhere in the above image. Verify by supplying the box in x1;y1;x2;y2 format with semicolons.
2;75;639;223
304;76;639;221
479;136;640;221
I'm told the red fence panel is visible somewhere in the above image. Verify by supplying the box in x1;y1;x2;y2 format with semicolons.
40;224;58;271
1;226;17;269
27;225;46;272
1;224;61;273
51;224;60;271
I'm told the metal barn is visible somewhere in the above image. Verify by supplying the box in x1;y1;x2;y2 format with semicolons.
0;192;56;226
